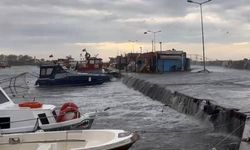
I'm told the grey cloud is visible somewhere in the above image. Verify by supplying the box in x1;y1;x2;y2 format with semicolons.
0;0;249;54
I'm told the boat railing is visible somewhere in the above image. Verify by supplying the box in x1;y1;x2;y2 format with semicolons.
1;138;86;145
0;72;38;97
0;111;90;131
0;114;55;126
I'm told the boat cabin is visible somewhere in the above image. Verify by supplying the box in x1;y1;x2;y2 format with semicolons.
39;65;67;79
0;87;57;134
77;57;103;73
36;63;107;86
0;87;95;134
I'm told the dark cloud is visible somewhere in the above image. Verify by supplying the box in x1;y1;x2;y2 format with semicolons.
0;0;249;57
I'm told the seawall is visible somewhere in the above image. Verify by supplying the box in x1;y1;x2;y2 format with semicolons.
122;75;247;139
192;59;250;70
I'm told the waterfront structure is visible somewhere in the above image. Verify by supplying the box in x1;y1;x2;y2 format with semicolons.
136;52;155;73
126;53;140;72
156;50;190;72
187;0;212;72
111;49;190;73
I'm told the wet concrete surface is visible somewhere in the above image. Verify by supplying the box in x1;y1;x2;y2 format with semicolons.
127;65;250;113
124;65;250;149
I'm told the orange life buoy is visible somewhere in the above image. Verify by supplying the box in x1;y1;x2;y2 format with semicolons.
19;102;43;108
60;102;78;111
56;107;80;122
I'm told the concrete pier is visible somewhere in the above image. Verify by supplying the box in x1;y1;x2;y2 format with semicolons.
122;65;250;150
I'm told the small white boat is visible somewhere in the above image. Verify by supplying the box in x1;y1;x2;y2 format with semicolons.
0;129;139;150
0;87;96;134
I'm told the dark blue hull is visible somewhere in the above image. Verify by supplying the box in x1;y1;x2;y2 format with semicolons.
35;75;105;86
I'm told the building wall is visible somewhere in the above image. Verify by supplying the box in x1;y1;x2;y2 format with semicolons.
157;59;183;72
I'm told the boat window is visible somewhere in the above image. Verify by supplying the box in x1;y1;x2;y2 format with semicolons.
0;90;9;104
55;66;67;73
40;68;54;77
95;60;100;64
41;68;46;76
46;68;53;75
38;113;49;125
52;110;57;120
89;60;95;64
0;117;10;129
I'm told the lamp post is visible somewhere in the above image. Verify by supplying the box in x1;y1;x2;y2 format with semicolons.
128;40;138;53
140;46;143;53
144;30;161;52
187;0;212;72
128;40;138;72
159;42;162;51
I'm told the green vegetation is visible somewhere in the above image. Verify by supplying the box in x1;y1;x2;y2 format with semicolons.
0;54;47;66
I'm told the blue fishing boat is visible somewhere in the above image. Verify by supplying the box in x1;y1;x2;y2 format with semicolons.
35;64;106;86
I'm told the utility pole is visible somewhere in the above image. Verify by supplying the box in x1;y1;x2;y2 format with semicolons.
140;47;143;53
128;40;138;53
159;42;162;51
151;40;154;52
187;0;212;72
144;30;162;52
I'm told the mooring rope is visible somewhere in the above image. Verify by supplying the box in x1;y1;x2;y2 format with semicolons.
211;123;246;150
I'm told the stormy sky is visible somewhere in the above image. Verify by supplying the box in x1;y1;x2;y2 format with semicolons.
0;0;250;61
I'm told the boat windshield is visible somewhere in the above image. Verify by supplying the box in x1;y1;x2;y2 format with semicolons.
41;68;53;76
0;90;9;104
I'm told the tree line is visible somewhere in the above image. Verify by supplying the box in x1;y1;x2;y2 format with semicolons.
0;54;46;66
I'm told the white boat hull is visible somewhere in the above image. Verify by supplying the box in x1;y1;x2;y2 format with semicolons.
40;112;96;131
1;112;96;134
0;87;97;134
0;130;139;150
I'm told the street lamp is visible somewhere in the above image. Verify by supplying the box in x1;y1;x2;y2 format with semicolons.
139;46;143;53
159;42;162;51
187;0;211;72
144;30;161;52
128;40;138;53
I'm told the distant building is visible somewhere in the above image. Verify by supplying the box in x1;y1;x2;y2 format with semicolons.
126;53;140;72
110;49;190;73
136;52;155;73
155;49;190;72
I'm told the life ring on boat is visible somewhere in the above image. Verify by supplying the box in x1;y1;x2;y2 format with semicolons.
57;107;80;122
60;102;78;111
19;102;43;108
